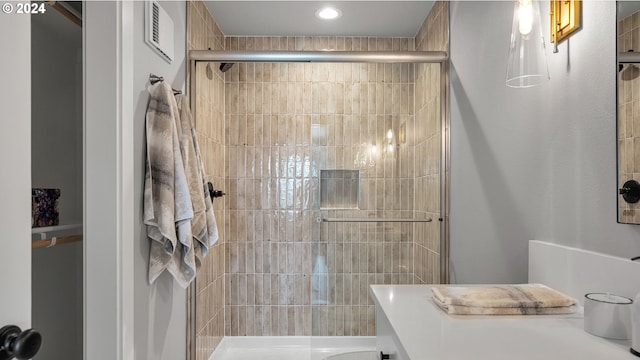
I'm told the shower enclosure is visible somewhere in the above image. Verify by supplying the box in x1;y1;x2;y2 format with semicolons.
186;2;449;359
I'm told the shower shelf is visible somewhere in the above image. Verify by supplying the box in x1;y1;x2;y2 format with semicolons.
319;217;432;223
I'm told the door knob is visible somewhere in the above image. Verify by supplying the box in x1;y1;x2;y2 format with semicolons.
0;325;41;360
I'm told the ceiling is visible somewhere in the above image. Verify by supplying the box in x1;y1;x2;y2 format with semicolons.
618;2;640;21
204;1;435;37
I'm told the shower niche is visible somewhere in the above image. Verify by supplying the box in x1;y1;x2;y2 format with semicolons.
320;170;360;210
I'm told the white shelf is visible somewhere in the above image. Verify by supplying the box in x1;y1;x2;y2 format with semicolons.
31;223;82;234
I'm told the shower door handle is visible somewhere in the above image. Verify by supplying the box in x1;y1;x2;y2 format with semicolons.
207;182;226;199
620;180;640;203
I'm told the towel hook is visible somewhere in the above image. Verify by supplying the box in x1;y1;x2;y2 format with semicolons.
149;73;182;95
149;73;164;85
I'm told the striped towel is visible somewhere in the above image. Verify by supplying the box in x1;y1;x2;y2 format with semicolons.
175;95;219;269
431;284;577;315
144;83;196;288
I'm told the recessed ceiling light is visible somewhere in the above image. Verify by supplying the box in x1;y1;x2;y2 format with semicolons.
316;7;341;20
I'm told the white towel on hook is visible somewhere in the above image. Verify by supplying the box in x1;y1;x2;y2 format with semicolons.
175;95;219;267
144;83;196;288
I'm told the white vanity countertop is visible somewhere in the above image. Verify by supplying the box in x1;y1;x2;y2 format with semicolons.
370;285;633;360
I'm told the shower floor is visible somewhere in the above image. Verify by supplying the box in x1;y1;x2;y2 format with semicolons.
209;336;376;360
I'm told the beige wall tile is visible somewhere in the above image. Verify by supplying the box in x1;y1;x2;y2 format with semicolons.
189;1;227;356
189;0;447;340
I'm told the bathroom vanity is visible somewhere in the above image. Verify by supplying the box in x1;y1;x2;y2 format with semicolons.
370;240;640;360
370;284;631;360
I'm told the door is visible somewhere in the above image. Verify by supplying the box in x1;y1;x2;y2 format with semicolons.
0;7;33;342
1;4;135;360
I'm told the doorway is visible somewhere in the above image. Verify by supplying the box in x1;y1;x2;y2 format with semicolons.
31;3;83;359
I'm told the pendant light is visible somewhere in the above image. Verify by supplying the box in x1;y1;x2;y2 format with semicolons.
506;0;550;88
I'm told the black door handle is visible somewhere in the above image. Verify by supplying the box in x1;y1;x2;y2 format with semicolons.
620;180;640;203
0;325;41;360
207;182;226;199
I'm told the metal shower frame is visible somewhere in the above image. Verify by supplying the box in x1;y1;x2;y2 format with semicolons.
186;49;450;360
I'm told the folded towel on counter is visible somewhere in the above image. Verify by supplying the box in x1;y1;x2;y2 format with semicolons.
432;302;577;315
431;284;578;315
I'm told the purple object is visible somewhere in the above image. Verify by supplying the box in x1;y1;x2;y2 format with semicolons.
31;188;60;227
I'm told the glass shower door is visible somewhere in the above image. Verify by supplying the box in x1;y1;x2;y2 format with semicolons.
309;57;446;359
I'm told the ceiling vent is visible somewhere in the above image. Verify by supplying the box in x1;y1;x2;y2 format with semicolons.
145;0;174;63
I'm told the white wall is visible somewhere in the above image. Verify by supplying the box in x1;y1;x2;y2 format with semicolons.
84;2;135;358
132;2;188;360
84;1;187;358
32;8;82;223
450;1;640;284
31;8;83;359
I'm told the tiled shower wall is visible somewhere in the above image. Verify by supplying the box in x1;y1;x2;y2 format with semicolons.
618;10;640;223
187;0;449;353
187;2;226;359
311;43;417;336
223;36;418;337
413;1;449;283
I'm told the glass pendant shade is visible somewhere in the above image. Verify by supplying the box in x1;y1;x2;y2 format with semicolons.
506;0;550;88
